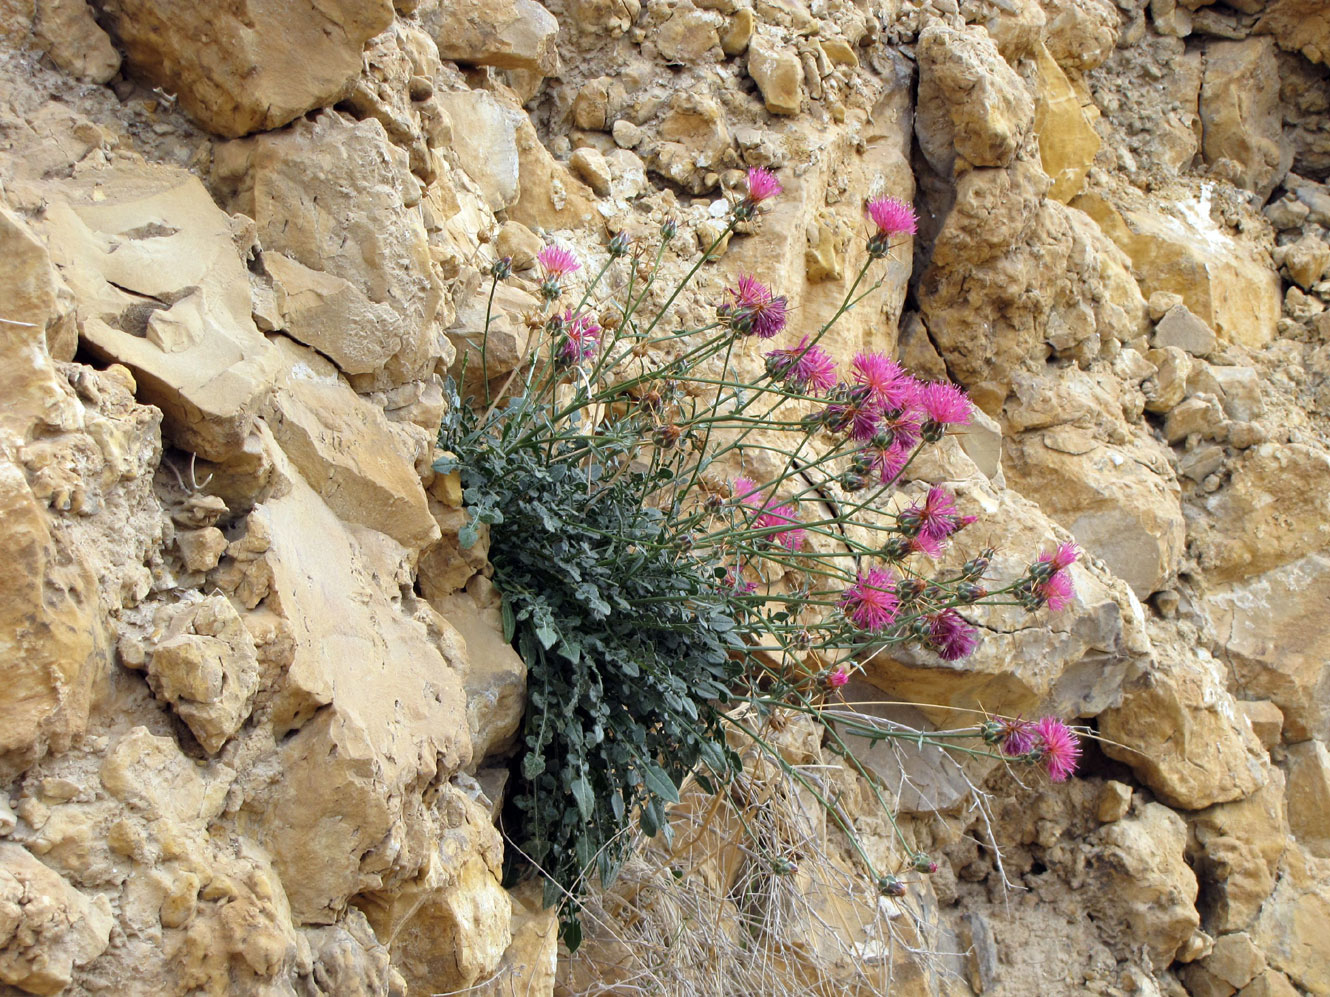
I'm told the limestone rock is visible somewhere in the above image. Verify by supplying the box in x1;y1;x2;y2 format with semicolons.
0;0;33;42
262;339;439;552
361;784;512;994
1002;369;1184;599
569;146;612;196
1285;740;1330;858
95;0;395;138
0;842;113;994
1251;847;1330;994
433;90;524;211
747;33;803;116
213;111;443;388
1200;38;1292;202
1041;0;1119;72
1074;188;1280;349
1255;0;1330;65
1280;233;1330;290
1097;781;1133;823
0;203;74;363
1188;444;1330;583
1189;773;1288;933
476;882;558;997
1033;42;1100;203
505;114;597;231
40;163;280;461
1087;802;1200;969
1100;642;1268;810
217;433;470;923
421;0;560;74
917;22;1034;172
431;593;527;765
1154;304;1217;357
446;276;537;382
1207;553;1330;742
144;595;263;755
656;1;722;63
32;0;120;84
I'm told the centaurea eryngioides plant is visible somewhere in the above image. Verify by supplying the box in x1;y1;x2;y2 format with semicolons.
437;167;1085;948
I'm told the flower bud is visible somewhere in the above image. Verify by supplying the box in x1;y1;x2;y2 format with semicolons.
608;231;632;257
912;853;938;874
877;875;907;897
956;582;987;604
491;256;513;281
661;217;678;242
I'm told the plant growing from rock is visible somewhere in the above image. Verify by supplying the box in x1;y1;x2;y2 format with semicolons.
437;169;1083;949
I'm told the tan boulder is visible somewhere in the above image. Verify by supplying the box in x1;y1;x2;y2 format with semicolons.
1255;0;1330;65
361;784;512;994
916;22;1034;172
1200;38;1292;202
430;592;526;765
1087;803;1200;970
747;32;803;116
1074;187;1280;349
143;595;263;755
39;163;279;461
262;339;439;553
1003;420;1183;599
1189;444;1330;584
475;882;558;997
1279;233;1330;290
1041;0;1119;72
420;0;560;74
1189;772;1288;933
505;115;598;231
1207;554;1330;743
0;203;74;362
213;432;470;924
1100;641;1268;810
1285;741;1330;859
95;0;394;137
1240;971;1303;997
213;111;443;388
32;0;120;84
433;89;525;211
1032;42;1100;203
0;842;113;994
1251;847;1330;995
655;1;722;64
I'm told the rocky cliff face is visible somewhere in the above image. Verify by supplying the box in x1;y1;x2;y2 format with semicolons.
0;0;1328;994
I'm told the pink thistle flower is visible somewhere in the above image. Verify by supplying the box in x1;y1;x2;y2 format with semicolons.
919;382;972;426
723;562;758;595
755;503;805;551
731;477;764;509
878;408;923;452
827;665;850;689
537;244;581;279
848;403;883;442
908;530;946;559
865;195;918;237
1036;569;1075;612
1034;717;1081;782
840;567;900;632
997;717;1037;756
765;336;837;395
745;167;783;204
1047;542;1081;572
851;352;918;411
724;275;788;340
557;310;600;365
867;440;910;485
903;486;960;542
926;609;977;660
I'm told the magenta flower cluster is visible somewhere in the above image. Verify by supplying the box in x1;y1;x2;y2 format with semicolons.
994;715;1082;782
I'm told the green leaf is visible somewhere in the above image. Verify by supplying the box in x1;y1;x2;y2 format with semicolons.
641;763;680;804
501;600;516;643
522;752;546;779
569;772;593;821
458;521;479;549
639;801;659;837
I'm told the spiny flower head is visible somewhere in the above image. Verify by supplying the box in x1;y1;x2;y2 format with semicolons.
754;503;805;551
1047;542;1081;572
1034;717;1081;782
731;476;764;509
926;609;977;660
919;382;972;426
865;195;918;237
996;717;1037;756
851;352;918;411
866;439;910;485
900;485;960;542
1036;568;1075;612
827;665;850;689
908;530;946;559
722;275;788;339
765;336;838;395
537;244;580;279
556;310;600;365
745;167;782;204
840;567;900;633
865;195;918;257
723;563;758;595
